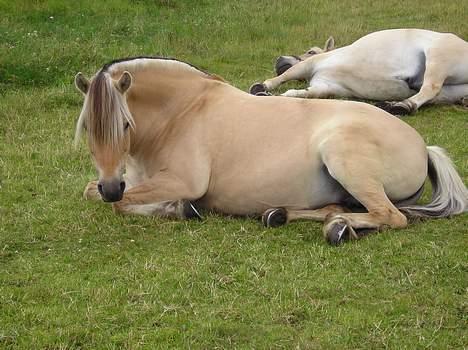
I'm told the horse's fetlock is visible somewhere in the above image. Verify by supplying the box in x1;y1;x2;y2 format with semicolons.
181;200;203;220
461;96;468;107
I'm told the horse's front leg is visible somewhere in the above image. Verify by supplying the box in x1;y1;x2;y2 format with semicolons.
113;199;202;219
83;173;135;201
112;174;206;220
249;59;313;95
83;180;101;200
281;79;341;98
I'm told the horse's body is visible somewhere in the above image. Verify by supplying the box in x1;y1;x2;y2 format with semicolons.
75;57;468;244
250;29;468;115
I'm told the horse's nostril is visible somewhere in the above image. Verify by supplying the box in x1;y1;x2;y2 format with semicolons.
120;181;126;193
97;183;103;196
276;64;292;76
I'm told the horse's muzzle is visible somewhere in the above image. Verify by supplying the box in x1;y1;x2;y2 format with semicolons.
275;56;300;76
98;180;126;202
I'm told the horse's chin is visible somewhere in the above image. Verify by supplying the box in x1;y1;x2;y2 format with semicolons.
101;196;122;203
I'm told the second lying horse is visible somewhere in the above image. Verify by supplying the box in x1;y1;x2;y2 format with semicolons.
250;29;468;115
74;57;468;245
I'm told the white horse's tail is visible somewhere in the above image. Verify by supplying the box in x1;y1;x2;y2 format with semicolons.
399;146;468;219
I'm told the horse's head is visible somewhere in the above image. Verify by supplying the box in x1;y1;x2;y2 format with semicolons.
275;36;335;76
74;70;135;202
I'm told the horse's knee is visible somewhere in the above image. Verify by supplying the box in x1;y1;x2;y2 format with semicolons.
373;208;408;229
83;181;101;201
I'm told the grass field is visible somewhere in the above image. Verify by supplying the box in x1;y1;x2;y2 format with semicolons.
1;0;467;348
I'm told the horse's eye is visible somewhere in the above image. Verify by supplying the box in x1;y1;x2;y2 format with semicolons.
124;122;130;130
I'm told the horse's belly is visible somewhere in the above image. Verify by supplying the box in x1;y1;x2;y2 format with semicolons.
198;165;343;216
350;79;415;101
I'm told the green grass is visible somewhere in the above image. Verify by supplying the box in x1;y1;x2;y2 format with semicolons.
1;1;467;348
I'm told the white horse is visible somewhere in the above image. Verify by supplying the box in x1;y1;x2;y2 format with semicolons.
250;29;468;115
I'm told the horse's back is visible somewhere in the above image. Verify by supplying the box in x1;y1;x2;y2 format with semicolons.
200;94;427;213
313;29;468;98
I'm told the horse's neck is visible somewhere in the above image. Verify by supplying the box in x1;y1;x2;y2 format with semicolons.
310;46;348;73
124;68;215;159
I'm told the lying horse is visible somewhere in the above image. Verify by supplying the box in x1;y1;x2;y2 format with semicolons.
249;29;468;115
74;56;468;244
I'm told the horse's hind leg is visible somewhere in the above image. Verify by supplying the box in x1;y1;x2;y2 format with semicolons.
262;204;349;228
323;198;407;245
320;149;409;245
431;84;468;106
379;52;448;115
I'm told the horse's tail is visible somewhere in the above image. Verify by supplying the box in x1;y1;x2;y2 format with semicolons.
399;146;468;219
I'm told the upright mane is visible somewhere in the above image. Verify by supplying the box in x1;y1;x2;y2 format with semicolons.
75;57;220;148
103;56;215;78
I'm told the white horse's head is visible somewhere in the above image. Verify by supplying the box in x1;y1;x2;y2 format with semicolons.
275;36;335;76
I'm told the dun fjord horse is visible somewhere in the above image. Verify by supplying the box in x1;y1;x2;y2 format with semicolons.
250;29;468;115
75;57;468;245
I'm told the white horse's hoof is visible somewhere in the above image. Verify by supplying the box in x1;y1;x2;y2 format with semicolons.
460;96;468;108
375;101;413;116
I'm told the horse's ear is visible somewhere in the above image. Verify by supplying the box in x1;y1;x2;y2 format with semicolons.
324;36;335;51
115;71;132;94
75;72;89;95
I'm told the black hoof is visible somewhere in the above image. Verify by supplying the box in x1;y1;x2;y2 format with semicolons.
460;96;468;108
249;83;267;95
375;101;411;116
262;208;288;228
183;201;203;220
255;91;272;96
325;220;352;246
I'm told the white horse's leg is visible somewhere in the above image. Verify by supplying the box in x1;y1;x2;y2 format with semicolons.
281;80;349;98
249;59;313;95
380;52;448;115
280;88;308;98
431;84;468;105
